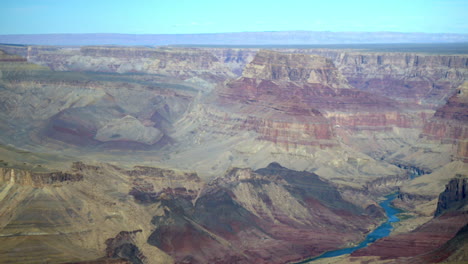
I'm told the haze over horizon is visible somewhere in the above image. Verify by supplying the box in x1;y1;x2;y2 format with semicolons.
1;0;468;35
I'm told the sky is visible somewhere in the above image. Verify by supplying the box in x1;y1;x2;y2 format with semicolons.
1;0;467;35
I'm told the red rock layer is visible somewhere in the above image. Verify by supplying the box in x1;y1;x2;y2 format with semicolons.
197;102;336;149
203;51;347;148
423;82;468;161
213;50;426;149
220;76;401;113
326;111;431;130
410;223;468;263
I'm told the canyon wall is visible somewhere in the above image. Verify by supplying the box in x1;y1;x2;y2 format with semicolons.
179;50;345;151
423;81;468;162
435;177;468;217
208;50;431;153
0;45;239;92
2;45;466;107
1;46;465;175
290;49;468;107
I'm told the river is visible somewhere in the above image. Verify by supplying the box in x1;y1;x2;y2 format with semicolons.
296;192;401;263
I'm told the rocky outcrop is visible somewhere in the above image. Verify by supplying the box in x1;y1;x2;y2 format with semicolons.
204;48;256;76
435;177;468;217
127;166;202;204
393;162;432;177
241;50;350;88
396;192;435;204
0;167;83;187
105;230;146;264
364;175;410;194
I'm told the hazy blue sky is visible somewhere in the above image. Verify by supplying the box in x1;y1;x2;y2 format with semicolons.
1;0;467;34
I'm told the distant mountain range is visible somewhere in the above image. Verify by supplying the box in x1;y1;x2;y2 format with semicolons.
1;31;468;46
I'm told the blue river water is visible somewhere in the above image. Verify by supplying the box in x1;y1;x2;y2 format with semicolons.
296;192;401;263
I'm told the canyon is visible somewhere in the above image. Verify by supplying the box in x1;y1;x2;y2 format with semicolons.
0;43;467;264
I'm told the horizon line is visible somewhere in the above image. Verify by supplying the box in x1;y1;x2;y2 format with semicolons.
1;30;468;36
